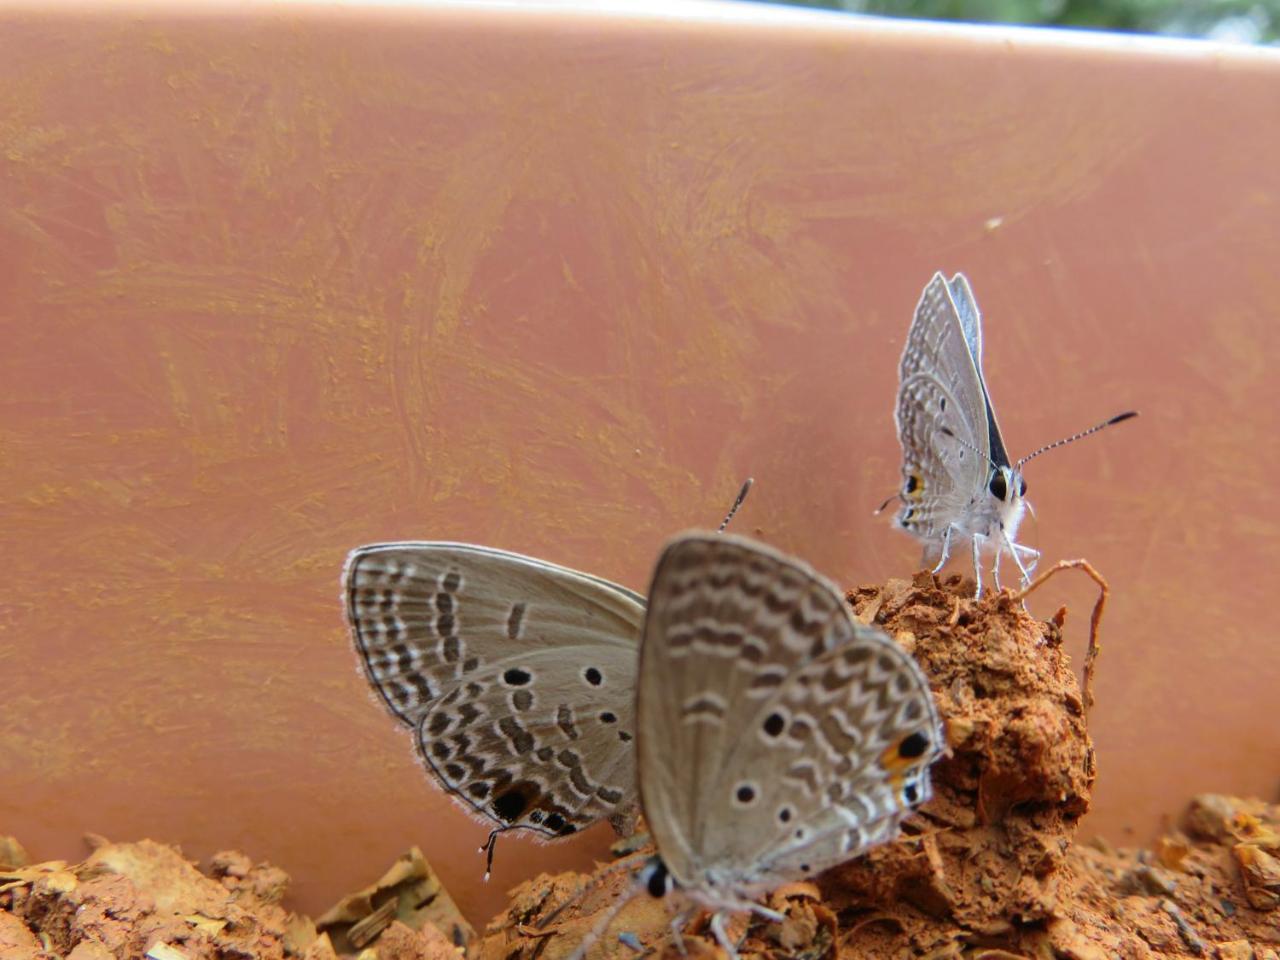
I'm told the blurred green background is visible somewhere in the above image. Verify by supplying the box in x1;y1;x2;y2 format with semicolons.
750;0;1280;42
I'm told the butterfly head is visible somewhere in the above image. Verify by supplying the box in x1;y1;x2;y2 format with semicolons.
987;465;1027;506
640;857;674;898
987;464;1029;542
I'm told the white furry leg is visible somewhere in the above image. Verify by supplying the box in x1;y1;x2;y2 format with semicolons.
668;908;692;959
709;913;738;960
971;535;984;599
1011;541;1041;580
932;527;954;575
1005;532;1039;587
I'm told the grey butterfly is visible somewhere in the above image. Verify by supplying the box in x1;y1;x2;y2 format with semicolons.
569;532;943;958
344;542;645;854
893;272;1136;597
342;481;754;867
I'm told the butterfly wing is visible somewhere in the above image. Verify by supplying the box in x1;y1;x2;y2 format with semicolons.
344;542;645;837
746;633;943;883
418;644;640;839
947;273;1015;469
895;272;993;539
636;533;942;899
947;273;983;367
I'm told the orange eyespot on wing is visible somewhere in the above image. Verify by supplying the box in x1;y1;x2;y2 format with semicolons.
879;730;932;775
879;730;935;804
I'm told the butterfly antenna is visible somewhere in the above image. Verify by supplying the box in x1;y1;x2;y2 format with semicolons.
480;827;509;881
563;873;649;960
938;426;1000;472
1015;411;1138;470
873;492;899;516
535;849;654;931
717;477;754;533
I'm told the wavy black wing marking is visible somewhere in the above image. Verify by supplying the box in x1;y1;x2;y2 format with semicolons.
419;644;639;839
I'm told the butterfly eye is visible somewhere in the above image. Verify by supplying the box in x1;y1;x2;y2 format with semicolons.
644;859;672;898
1019;476;1028;497
988;471;1008;501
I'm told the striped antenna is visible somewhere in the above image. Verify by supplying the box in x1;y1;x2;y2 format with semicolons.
1015;411;1137;470
718;477;754;533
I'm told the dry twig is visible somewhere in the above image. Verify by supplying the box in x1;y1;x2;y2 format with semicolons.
1012;559;1110;714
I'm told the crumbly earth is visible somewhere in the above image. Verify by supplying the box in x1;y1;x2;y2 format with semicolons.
3;574;1276;959
479;573;1279;960
0;838;471;960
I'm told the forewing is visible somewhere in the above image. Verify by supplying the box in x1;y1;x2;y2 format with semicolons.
947;273;982;366
636;533;941;895
343;542;644;727
895;273;992;538
943;273;1013;469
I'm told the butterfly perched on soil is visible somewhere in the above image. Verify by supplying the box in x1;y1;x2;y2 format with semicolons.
341;481;754;871
893;272;1136;596
563;531;944;959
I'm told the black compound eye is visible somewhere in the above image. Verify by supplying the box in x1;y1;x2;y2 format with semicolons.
645;859;671;898
988;471;1008;501
1018;476;1028;497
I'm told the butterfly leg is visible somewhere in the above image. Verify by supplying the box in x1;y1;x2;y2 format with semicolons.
667;908;692;959
1004;533;1039;587
971;535;984;600
991;536;1004;595
931;527;954;574
708;912;739;960
1011;541;1041;582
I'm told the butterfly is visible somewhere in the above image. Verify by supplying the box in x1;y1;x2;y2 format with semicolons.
893;272;1136;597
341;481;754;872
565;531;944;958
344;540;645;857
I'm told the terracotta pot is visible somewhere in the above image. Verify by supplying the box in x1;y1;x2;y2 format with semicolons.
2;0;1277;926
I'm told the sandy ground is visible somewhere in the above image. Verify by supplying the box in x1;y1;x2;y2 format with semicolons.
3;573;1277;959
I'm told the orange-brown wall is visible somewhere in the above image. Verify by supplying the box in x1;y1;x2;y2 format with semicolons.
2;0;1278;926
